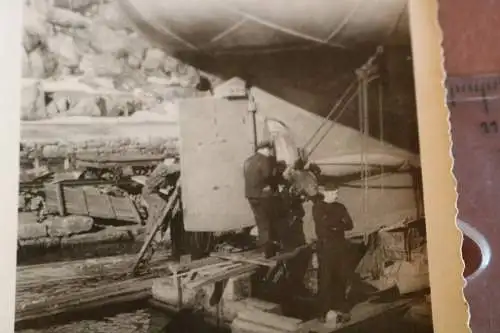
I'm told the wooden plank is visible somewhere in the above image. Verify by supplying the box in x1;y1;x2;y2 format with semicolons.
83;187;116;219
184;263;259;290
63;187;88;216
76;153;166;164
167;256;224;274
301;298;414;333
131;175;172;196
210;252;276;268
16;251;171;290
109;196;142;223
237;310;302;331
132;182;180;273
16;277;154;324
55;182;66;216
43;185;59;213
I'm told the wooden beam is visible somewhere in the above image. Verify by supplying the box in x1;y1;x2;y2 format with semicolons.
54;181;66;216
184;264;259;290
132;182;180;273
16;251;171;291
16;277;154;324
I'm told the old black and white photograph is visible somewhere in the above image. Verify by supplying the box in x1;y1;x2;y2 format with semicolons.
16;0;432;332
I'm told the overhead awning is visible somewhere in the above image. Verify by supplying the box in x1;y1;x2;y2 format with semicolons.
119;0;410;56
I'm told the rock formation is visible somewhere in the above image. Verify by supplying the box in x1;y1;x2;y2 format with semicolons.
21;0;220;121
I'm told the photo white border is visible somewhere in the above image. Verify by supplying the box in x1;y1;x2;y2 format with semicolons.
0;1;469;332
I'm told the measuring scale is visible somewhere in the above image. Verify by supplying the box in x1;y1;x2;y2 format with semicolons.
446;74;500;331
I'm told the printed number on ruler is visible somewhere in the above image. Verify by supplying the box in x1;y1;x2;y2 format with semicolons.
447;75;500;152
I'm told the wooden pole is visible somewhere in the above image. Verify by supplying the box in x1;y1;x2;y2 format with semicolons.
132;182;181;273
54;181;66;216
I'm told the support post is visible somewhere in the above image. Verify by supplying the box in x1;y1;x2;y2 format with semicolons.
247;91;258;152
55;181;66;216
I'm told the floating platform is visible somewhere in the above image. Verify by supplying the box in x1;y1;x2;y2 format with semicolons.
15;251;172;328
150;250;421;333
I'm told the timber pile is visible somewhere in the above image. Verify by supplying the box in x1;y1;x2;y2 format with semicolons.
15;251;171;325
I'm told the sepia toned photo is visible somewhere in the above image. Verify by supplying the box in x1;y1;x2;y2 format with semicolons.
16;0;432;332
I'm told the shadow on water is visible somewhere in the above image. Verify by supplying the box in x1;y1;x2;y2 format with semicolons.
17;240;145;266
16;299;230;333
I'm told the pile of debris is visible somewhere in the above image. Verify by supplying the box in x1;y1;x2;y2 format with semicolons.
21;0;220;120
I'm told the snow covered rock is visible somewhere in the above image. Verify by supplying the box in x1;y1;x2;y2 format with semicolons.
18;223;48;240
66;97;103;117
47;33;81;68
141;48;166;73
46;215;94;237
21;79;45;120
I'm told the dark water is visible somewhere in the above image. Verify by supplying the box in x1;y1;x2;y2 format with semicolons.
16;301;229;333
17;239;144;266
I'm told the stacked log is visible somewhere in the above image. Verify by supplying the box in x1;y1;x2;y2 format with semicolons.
16;251;171;325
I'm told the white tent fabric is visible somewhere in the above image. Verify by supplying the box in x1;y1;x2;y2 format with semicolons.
119;0;409;55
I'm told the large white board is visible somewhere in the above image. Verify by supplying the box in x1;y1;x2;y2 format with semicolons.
178;97;256;232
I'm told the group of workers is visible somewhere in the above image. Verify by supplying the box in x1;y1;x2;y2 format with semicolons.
142;140;355;324
244;140;354;324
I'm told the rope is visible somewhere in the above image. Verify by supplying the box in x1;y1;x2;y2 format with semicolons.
305;89;359;158
378;79;385;195
303;79;358;149
302;47;384;159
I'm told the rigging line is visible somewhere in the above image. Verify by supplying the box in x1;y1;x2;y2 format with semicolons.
378;79;385;194
305;90;359;159
303;79;358;149
209;18;248;44
384;1;408;42
120;0;199;51
326;0;364;42
221;6;346;49
305;74;380;158
303;47;383;155
362;75;369;221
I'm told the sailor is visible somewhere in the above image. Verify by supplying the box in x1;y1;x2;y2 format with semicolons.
142;156;184;260
312;185;353;324
244;141;279;258
275;182;312;295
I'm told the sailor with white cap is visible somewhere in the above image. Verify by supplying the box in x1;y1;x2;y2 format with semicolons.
312;184;354;324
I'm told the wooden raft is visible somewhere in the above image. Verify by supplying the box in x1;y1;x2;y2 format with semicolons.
15;251;172;325
166;247;311;292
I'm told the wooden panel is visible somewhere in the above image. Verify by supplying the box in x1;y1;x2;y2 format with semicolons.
83;187;116;220
43;185;59;214
63;187;89;216
178;97;256;232
109;196;141;223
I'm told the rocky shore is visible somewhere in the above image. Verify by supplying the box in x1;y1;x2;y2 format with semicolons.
20;119;179;162
22;0;220;120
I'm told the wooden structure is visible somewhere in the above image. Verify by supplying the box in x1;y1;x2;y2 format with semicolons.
15;252;171;328
131;178;181;273
74;153;168;180
44;179;143;223
149;249;422;333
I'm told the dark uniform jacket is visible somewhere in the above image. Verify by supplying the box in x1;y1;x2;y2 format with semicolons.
243;153;276;199
312;200;353;242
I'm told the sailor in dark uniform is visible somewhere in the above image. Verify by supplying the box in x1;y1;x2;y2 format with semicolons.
244;141;279;258
312;185;353;323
